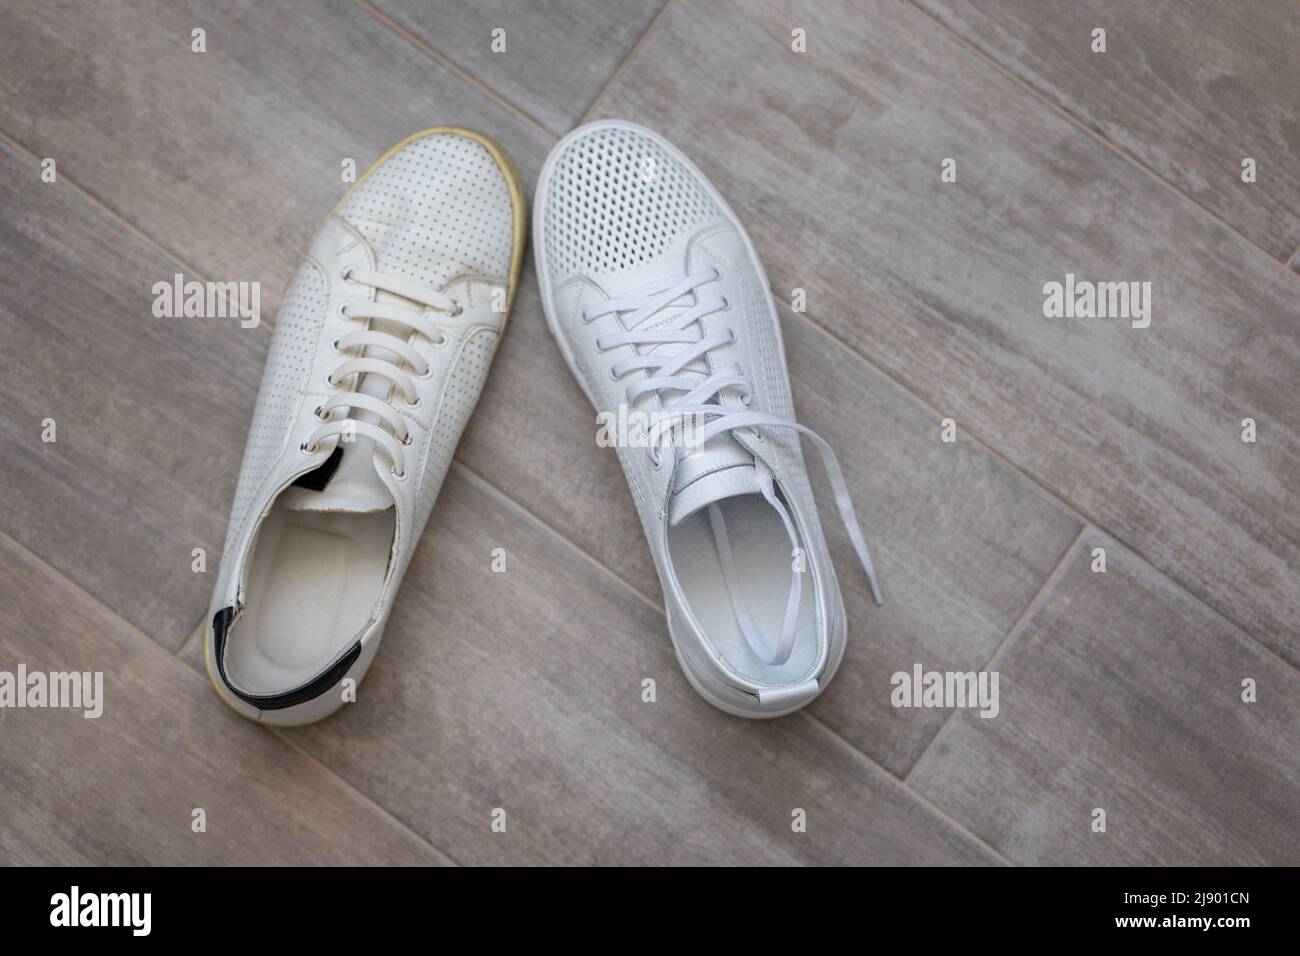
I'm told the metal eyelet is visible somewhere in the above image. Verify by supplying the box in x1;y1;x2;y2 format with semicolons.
335;302;350;321
390;466;407;480
407;396;421;409
340;266;355;282
431;333;449;348
331;338;344;353
325;374;339;388
313;404;328;420
402;433;413;446
299;441;318;454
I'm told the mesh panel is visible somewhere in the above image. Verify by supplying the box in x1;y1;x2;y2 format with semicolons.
338;133;513;290
543;126;719;280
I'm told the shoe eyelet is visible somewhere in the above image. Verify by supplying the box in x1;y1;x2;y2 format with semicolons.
402;433;413;446
326;374;339;388
299;441;319;454
608;367;620;382
313;404;328;420
450;304;464;317
720;296;730;310
390;466;407;480
331;338;344;353
711;267;722;281
407;396;421;410
431;333;449;348
335;302;350;321
340;266;355;282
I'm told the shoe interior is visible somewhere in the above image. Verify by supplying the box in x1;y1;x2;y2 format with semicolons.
227;500;394;696
667;494;819;685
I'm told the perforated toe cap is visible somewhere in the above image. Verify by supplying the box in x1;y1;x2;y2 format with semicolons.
541;122;719;283
337;131;515;291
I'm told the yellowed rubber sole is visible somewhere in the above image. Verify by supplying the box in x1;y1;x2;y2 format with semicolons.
204;126;529;725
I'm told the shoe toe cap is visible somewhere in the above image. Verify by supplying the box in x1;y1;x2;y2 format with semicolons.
338;129;517;290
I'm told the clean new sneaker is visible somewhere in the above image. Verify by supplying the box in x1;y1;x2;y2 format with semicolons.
534;120;882;718
205;128;526;725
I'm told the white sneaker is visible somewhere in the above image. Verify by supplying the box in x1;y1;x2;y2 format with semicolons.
205;128;526;725
535;120;882;718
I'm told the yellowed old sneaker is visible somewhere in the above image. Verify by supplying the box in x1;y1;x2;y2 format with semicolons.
205;128;526;726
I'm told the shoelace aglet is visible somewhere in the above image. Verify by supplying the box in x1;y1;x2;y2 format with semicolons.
861;553;884;607
868;572;884;608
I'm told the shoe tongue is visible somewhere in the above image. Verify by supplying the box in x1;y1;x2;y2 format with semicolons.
668;438;759;526
282;445;394;513
283;287;407;515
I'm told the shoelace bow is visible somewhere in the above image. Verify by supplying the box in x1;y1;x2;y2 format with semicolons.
302;268;460;479
586;269;884;666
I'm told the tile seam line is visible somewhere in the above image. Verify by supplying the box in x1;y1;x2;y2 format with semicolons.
799;711;1016;867
904;524;1089;785
902;0;1300;283
267;728;463;866
577;0;675;126
176;618;204;659
4;118;1291;676
0;527;460;868
4;68;1290;672
778;293;1300;677
451;458;984;819
0;128;209;284
349;0;554;141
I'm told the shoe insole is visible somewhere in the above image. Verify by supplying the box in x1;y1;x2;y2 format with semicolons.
227;503;394;696
667;494;818;684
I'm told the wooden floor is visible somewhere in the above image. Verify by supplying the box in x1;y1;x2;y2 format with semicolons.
1;0;1296;866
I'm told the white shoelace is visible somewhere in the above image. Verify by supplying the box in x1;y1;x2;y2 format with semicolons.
302;268;459;479
586;269;884;666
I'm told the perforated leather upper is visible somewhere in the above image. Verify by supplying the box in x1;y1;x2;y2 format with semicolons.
542;124;719;280
338;133;515;290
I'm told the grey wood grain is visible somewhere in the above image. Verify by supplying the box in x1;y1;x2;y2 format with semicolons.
459;275;1083;775
0;0;554;323
268;469;1001;865
913;0;1300;260
0;0;1082;776
908;533;1300;865
367;0;668;135
0;141;267;649
0;535;450;866
593;0;1300;663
